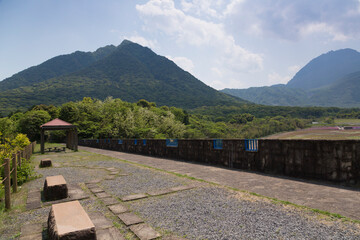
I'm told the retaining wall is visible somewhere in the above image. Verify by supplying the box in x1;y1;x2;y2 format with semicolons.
79;139;360;184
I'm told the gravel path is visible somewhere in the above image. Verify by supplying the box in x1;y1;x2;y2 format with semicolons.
2;150;360;240
28;166;105;189
130;186;360;240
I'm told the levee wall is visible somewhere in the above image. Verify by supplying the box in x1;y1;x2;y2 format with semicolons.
79;139;360;184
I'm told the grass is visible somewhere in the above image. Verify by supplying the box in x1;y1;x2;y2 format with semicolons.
334;118;360;125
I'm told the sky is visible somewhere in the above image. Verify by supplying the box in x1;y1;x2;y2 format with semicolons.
1;0;360;90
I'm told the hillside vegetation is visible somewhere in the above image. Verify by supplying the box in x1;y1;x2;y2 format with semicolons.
0;97;317;141
0;40;242;115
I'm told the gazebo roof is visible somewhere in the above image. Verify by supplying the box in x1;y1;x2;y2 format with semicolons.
41;118;75;129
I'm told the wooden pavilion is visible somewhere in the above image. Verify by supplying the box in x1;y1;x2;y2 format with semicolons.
40;118;78;154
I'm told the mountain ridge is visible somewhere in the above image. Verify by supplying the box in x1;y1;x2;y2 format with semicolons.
0;40;244;115
222;48;360;108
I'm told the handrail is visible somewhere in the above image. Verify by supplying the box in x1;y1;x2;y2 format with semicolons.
0;176;7;184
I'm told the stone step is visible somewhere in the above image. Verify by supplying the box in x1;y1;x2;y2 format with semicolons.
44;175;68;201
48;200;96;240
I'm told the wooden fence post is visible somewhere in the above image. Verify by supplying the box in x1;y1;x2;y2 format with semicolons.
4;158;11;210
12;153;17;193
17;151;21;167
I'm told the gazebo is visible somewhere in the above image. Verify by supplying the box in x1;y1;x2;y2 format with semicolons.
40;118;78;154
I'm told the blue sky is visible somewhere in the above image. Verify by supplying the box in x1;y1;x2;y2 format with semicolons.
1;0;360;89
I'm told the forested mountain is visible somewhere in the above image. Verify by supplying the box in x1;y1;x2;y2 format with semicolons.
222;85;309;106
221;49;360;108
287;48;360;90
0;45;117;91
0;40;243;115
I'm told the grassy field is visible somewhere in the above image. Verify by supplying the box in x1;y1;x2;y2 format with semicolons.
265;128;360;140
334;118;360;125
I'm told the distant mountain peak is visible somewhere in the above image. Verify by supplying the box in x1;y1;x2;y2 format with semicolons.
287;48;360;90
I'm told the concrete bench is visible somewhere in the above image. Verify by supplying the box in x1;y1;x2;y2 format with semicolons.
48;200;96;240
44;175;68;201
40;158;52;168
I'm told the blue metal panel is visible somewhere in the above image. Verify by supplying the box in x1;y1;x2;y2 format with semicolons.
118;139;123;144
166;139;178;147
213;139;223;149
143;139;147;146
245;139;258;152
134;139;137;145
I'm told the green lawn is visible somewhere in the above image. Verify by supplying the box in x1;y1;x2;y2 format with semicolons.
334;118;360;125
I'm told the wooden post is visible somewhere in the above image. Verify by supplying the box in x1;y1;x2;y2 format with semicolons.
17;151;21;167
74;129;78;151
4;158;11;210
41;128;45;154
12;153;17;193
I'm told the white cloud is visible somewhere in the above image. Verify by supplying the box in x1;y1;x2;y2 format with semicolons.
136;0;263;76
180;0;222;18
166;55;194;72
267;65;302;86
125;35;158;49
288;65;301;74
224;0;360;41
267;72;291;85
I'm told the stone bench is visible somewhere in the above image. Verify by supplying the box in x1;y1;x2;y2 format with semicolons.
48;200;96;240
40;158;52;168
44;175;68;201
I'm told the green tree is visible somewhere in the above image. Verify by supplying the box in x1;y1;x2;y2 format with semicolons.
19;110;51;141
59;102;79;123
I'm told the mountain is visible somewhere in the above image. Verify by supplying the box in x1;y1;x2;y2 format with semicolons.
308;71;360;107
222;85;309;106
0;40;244;115
287;48;360;90
221;49;360;108
0;45;117;92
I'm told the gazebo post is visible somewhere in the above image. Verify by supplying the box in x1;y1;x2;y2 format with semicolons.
74;129;78;151
41;128;45;154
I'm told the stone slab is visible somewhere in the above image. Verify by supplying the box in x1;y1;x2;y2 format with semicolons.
44;175;68;201
26;191;41;210
121;193;148;202
101;197;119;206
48;201;95;240
21;223;43;235
86;183;99;189
26;201;42;210
40;159;52;168
86;179;102;184
117;212;144;226
130;223;161;240
68;187;89;200
169;185;194;192
27;190;41;201
19;232;43;240
96;192;111;198
147;189;174;196
108;203;129;214
90;187;105;193
46;175;66;186
96;227;125;240
88;212;113;230
106;167;117;171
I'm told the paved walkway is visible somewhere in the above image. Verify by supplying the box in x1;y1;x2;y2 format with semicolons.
80;146;360;220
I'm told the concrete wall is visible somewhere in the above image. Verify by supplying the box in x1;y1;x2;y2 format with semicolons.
79;139;360;184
